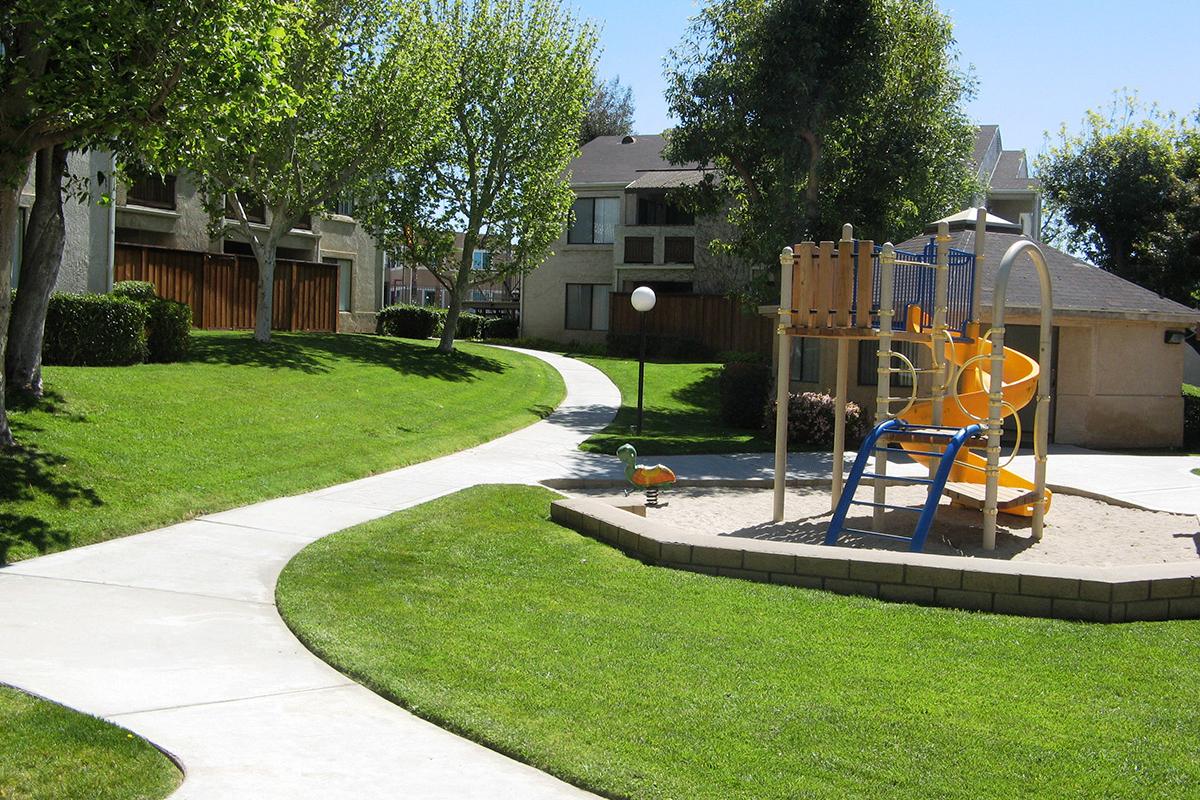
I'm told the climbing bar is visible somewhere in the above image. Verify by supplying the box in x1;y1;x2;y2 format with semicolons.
861;472;935;485
839;527;915;543
848;500;925;513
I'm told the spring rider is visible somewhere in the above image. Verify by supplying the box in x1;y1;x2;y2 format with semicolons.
617;443;677;507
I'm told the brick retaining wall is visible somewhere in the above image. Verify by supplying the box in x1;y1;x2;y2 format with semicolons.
550;498;1200;623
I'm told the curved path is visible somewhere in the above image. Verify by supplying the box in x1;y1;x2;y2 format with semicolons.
0;348;620;799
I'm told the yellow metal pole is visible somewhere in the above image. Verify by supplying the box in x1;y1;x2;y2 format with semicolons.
772;246;794;523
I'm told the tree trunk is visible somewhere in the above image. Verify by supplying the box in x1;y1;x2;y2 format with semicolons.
253;244;278;343
6;145;67;397
801;130;823;237
436;248;475;354
0;159;34;447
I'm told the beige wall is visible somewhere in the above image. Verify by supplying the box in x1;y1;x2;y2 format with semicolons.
1054;321;1184;448
522;185;623;344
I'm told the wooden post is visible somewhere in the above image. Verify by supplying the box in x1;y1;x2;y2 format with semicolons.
972;205;986;325
832;337;849;510
836;225;854;327
855;240;874;328
794;242;815;328
817;241;834;328
773;247;794;523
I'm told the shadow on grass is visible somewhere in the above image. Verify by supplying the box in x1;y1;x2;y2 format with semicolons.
1;394;102;564
187;331;507;382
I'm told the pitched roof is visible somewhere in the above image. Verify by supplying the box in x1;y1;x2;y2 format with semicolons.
973;125;999;171
990;150;1041;191
895;228;1199;323
570;135;701;185
624;168;715;190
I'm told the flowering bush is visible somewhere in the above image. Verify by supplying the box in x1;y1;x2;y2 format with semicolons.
766;391;869;449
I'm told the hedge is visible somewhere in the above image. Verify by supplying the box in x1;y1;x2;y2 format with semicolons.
482;316;519;339
377;304;440;339
718;361;772;429
146;299;192;363
453;311;487;340
111;280;158;303
43;294;148;366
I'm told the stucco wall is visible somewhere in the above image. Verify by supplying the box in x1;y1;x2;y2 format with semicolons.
1055;321;1184;448
521;186;623;344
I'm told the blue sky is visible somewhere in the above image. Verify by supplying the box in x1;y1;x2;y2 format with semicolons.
574;0;1200;160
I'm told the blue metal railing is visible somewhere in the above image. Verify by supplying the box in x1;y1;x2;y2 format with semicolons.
846;240;975;336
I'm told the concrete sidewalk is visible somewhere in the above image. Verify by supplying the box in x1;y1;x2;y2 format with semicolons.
0;348;619;800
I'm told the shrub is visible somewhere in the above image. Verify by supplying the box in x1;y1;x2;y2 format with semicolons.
482;316;519;339
377;304;440;339
765;390;869;449
43;293;148;366
1184;384;1200;448
145;299;192;363
718;361;772;429
606;332;716;361
454;312;488;340
111;280;158;303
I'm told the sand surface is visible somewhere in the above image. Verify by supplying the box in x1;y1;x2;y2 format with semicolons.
568;484;1200;566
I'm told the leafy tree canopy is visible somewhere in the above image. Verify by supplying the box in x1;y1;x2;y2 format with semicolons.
361;0;597;353
664;0;977;267
1037;94;1200;306
188;0;447;341
580;75;635;146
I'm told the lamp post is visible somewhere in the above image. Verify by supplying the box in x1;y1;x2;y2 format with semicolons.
630;285;656;433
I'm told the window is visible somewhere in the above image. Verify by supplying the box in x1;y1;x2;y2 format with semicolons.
790;338;820;384
565;283;610;331
636;194;694;226
323;194;355;218
226;192;265;223
471;250;490;270
857;339;920;387
126;171;177;210
567;197;619;244
324;257;353;312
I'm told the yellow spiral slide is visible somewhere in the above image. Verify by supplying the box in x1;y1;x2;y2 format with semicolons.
892;319;1051;517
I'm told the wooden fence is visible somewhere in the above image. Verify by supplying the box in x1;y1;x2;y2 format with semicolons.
114;242;338;332
609;292;774;355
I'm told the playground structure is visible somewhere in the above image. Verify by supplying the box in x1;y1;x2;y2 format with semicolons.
770;209;1054;551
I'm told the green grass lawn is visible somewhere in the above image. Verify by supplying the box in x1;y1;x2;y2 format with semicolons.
278;485;1200;800
0;332;563;563
577;356;770;456
0;686;180;800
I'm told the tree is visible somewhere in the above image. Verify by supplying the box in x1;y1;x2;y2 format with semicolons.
1037;95;1200;305
189;0;444;343
663;0;976;268
579;75;635;146
361;0;597;353
0;0;288;444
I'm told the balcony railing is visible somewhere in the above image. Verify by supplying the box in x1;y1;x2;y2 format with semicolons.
624;236;653;264
126;174;176;210
664;236;695;264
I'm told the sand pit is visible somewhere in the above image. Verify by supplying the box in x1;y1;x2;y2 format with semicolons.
567;484;1200;567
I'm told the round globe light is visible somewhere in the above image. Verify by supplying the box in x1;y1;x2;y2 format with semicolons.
631;285;657;312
